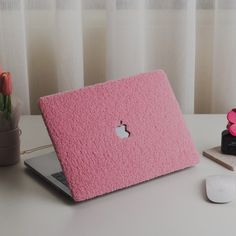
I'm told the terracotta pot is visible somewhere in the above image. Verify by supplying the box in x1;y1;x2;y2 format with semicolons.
0;128;20;166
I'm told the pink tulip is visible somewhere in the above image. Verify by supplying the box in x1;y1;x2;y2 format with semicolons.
0;68;3;94
1;72;13;96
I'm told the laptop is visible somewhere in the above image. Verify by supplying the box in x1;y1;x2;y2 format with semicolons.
24;70;199;202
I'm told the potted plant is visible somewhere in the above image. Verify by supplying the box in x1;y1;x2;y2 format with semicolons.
0;66;21;166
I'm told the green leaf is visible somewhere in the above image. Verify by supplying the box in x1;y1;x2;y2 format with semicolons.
3;95;6;110
0;93;3;111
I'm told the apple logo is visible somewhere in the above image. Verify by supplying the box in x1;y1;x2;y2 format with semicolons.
115;121;130;139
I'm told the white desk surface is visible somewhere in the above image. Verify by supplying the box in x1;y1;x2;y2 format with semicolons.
1;115;235;236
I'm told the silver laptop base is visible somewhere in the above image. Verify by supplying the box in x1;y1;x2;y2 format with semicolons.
24;152;72;197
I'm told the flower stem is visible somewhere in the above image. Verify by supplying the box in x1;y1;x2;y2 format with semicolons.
0;94;11;119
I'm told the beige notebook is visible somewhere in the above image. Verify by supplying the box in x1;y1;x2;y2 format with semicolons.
203;146;236;171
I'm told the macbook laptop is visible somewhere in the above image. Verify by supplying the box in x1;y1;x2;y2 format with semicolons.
24;70;199;202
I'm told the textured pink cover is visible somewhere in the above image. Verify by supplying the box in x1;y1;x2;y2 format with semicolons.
39;70;199;202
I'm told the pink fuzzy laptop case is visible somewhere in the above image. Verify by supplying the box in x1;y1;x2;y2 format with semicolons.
39;70;199;202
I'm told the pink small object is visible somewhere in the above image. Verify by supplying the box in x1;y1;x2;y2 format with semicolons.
227;109;236;124
227;122;233;129
39;70;199;202
227;109;236;136
229;125;236;136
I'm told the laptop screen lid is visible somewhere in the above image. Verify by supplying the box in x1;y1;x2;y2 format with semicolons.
39;70;199;202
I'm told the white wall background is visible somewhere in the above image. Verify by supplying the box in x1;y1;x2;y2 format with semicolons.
0;0;236;114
